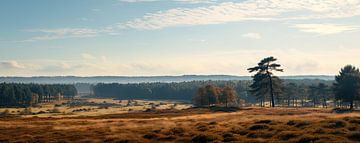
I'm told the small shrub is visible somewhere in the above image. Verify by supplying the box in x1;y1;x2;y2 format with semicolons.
36;111;46;114
296;135;319;143
20;108;32;115
191;133;219;143
168;127;185;135
348;119;360;124
323;119;347;128
277;131;299;140
143;132;158;139
230;127;248;135
209;121;217;125
246;131;273;139
255;119;272;124
348;132;360;141
222;132;237;142
287;120;310;128
196;123;209;131
248;124;269;130
51;108;61;113
157;135;176;141
1;109;10;116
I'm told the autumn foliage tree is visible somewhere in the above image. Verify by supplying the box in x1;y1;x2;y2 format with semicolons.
193;85;237;107
219;86;237;107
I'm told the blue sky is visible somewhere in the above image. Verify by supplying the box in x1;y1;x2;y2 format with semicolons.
1;0;360;76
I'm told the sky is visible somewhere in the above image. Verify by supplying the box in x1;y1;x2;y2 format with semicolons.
1;0;360;76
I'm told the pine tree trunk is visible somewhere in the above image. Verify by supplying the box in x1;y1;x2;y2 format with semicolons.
267;73;275;107
301;99;304;107
313;98;316;108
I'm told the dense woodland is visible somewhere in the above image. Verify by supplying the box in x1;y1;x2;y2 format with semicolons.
0;83;77;107
93;56;360;109
92;81;250;101
92;79;335;106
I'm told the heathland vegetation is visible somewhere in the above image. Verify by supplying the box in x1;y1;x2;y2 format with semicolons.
1;56;360;143
92;57;360;110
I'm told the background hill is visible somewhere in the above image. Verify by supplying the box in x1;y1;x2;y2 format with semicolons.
0;75;334;84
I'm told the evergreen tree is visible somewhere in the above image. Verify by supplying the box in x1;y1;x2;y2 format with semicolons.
248;56;283;107
333;65;360;109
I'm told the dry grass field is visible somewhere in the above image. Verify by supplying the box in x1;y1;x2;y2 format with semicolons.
1;108;360;143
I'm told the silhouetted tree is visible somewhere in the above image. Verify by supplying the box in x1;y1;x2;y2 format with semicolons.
284;83;297;107
316;83;330;108
333;65;360;109
248;56;283;107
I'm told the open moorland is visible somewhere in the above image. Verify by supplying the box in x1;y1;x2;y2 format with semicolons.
1;108;360;143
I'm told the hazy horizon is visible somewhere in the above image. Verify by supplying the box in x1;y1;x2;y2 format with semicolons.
1;0;360;76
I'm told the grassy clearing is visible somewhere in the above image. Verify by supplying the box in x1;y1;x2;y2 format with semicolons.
0;98;192;118
0;108;360;143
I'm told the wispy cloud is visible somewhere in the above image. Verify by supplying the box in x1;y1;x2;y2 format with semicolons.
81;53;97;60
293;24;360;35
119;0;217;4
242;32;262;39
174;0;217;4
23;27;116;42
118;0;159;2
123;0;360;30
20;0;360;42
0;61;25;69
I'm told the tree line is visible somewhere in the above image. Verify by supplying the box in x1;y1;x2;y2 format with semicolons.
247;56;360;109
0;83;77;107
92;81;250;101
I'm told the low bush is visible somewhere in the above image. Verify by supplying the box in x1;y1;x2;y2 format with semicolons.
20;108;32;115
0;109;10;116
143;132;158;139
248;124;269;130
191;133;219;143
255;119;272;124
277;131;299;140
296;134;319;143
322;119;347;128
287;120;310;128
347;132;360;141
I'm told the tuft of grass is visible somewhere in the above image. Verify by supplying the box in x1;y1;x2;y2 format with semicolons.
20;108;33;115
195;122;209;131
143;132;158;140
248;124;269;130
222;132;237;142
347;132;360;141
277;131;300;140
287;120;310;128
322;119;347;128
296;134;319;143
230;127;248;135
246;131;273;139
0;109;10;116
255;119;272;124
167;127;185;136
191;133;220;143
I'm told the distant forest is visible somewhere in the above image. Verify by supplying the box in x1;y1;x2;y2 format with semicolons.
0;83;77;107
92;79;334;105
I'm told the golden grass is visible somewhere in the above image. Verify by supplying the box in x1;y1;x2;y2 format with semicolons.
0;108;360;143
